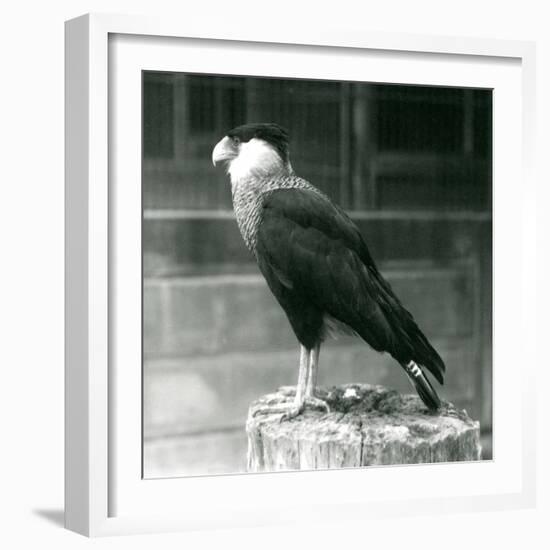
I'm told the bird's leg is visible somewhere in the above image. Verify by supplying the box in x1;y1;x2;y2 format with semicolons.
253;345;309;421
304;343;330;413
294;344;309;406
305;343;319;397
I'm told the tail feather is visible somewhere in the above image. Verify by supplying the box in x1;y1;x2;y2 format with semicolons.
367;268;446;385
403;361;441;410
413;335;446;385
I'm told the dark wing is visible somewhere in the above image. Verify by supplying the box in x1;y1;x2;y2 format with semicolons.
256;187;445;384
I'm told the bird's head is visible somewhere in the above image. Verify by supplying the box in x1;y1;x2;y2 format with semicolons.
212;123;292;183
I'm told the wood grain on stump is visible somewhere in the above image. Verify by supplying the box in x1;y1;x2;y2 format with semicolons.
246;384;482;472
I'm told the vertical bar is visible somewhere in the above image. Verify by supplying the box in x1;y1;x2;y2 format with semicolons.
351;83;376;210
245;77;261;122
339;82;351;208
463;89;474;156
214;78;225;131
487;91;493;211
463;89;477;210
173;75;188;160
210;79;227;208
369;85;379;209
173;74;192;207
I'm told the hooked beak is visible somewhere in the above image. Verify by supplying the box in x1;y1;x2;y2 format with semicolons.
212;136;238;167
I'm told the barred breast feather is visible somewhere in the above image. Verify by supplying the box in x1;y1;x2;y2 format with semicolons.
231;174;324;255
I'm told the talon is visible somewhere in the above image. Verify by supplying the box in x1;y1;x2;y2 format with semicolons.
283;406;304;421
304;396;331;413
252;402;304;421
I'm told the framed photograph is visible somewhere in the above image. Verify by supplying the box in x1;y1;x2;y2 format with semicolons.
65;13;536;536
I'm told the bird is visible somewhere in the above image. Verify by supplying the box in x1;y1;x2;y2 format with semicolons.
212;122;445;420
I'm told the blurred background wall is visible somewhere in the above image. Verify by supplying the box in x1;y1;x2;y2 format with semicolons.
142;72;492;477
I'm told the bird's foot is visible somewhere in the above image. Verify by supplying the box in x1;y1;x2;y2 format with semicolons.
304;395;331;413
252;395;330;422
252;401;304;422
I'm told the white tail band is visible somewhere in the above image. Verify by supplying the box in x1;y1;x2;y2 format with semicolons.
406;360;422;378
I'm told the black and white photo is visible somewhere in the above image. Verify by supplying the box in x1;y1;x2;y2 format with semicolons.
142;73;493;478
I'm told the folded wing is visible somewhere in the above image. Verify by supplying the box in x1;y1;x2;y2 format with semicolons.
255;186;445;385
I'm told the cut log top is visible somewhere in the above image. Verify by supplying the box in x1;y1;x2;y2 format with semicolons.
246;384;482;472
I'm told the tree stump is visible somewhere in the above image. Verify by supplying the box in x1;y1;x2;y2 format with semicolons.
246;384;482;472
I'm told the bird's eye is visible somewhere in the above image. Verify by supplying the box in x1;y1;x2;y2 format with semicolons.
232;136;241;146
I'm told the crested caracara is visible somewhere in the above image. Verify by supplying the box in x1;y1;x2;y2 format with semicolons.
212;123;445;419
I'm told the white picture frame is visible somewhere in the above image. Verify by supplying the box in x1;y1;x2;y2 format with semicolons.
65;13;537;537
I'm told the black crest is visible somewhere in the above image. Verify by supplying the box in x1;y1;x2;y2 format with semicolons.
227;123;290;164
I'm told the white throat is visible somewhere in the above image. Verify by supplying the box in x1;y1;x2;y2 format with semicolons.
228;138;292;185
